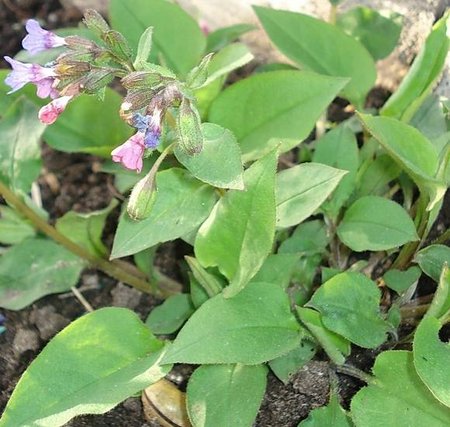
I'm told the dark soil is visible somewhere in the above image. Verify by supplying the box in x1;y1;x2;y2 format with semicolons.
0;2;449;427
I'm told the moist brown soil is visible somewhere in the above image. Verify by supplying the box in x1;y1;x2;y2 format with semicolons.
1;2;449;427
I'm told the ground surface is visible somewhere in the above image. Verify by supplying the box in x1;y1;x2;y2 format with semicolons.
0;1;449;426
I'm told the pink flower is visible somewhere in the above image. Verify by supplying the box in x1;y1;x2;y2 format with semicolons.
111;132;146;173
4;56;57;98
22;19;66;55
38;96;72;125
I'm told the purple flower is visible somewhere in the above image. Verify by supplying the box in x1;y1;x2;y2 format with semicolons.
132;110;162;149
38;95;73;124
4;56;57;98
22;19;66;55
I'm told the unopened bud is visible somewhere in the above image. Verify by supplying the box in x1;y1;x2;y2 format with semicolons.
186;53;214;89
64;35;98;51
82;69;114;93
121;71;165;90
83;9;110;36
177;98;203;155
102;30;132;62
127;168;158;220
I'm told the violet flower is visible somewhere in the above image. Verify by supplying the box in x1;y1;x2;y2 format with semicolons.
132;110;162;149
111;132;146;173
4;56;57;99
22;19;66;55
38;95;73;125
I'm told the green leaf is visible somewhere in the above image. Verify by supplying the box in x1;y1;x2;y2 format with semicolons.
383;266;422;294
44;88;132;157
307;272;389;348
185;256;224;298
174;123;244;190
0;238;84;310
162;282;301;365
209;70;348;161
0;98;45;193
134;26;153;68
254;6;375;106
112;168;216;258
297;307;350;365
312;125;359;216
336;7;402;60
278;220;329;255
427;265;450;320
206;24;256;52
411;95;448;144
414;315;450;408
204;43;254;87
55;200;117;257
299;393;353;427
276;163;347;228
109;0;206;76
0;206;35;245
186;364;267;427
146;294;195;334
351;351;450;427
269;336;317;384
0;308;170;427
380;14;449;121
337;196;418;251
250;254;299;289
415;245;450;282
195;151;277;297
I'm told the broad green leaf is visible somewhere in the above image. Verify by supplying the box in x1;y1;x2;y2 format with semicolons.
206;24;256;52
307;272;389;348
356;154;400;197
297;307;350;365
269;336;316;384
55;200;117;257
278;220;329;255
414;315;450;408
209;70;348;161
336;7;402;60
411;95;448;144
427;266;450;320
351;351;450;427
254;6;375;106
415;245;450;282
204;43;254;87
312;125;359;216
299;393;353;427
112;168;216;258
174;123;244;190
337;196;418;251
0;98;45;193
44;88;132;157
162;282;301;365
250;254;299;289
109;0;206;76
195;151;277;297
381;14;449;121
186;364;267;427
276;163;347;228
0;308;170;427
0;206;35;245
383;266;422;294
0;238;84;310
146;294;195;334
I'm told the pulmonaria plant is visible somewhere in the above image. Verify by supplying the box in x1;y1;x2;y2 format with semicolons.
4;10;205;183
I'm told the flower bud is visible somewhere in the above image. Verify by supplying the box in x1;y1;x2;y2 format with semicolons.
102;30;132;62
83;9;110;36
64;35;97;52
127;168;158;220
176;98;203;155
185;53;213;89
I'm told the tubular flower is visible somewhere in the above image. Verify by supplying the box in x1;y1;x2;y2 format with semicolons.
131;110;162;149
111;132;146;173
38;96;73;125
4;56;57;98
22;19;67;55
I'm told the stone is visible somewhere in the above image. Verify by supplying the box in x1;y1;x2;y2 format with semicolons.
12;328;40;355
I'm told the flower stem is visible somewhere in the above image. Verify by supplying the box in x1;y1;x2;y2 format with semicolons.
0;180;180;297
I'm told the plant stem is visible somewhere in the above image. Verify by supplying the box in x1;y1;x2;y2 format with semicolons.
334;364;374;384
0;180;180;297
433;228;450;245
328;4;338;24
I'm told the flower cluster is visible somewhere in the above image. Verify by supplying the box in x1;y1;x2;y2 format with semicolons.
4;10;205;175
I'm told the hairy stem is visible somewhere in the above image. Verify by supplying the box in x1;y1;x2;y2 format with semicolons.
0;180;181;297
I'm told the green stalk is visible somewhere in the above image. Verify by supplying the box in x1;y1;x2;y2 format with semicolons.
0;180;181;297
